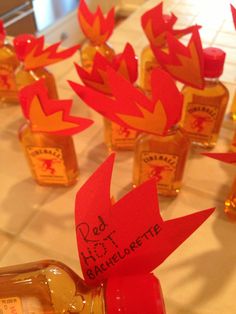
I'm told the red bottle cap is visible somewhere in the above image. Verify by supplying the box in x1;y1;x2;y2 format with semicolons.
203;47;226;78
13;34;36;61
105;274;166;314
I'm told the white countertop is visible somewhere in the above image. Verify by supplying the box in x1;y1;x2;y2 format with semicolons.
0;0;236;313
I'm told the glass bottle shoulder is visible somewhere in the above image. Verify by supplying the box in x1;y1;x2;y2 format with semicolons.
182;80;229;99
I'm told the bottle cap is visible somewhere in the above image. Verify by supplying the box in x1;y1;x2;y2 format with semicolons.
105;274;166;314
13;34;36;61
203;47;226;78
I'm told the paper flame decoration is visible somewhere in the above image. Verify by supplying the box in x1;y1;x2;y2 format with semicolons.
0;20;6;44
78;0;114;45
141;2;197;48
231;4;236;29
22;36;80;70
152;26;204;89
70;68;183;135
19;79;93;135
202;152;236;164
75;154;214;286
74;43;138;95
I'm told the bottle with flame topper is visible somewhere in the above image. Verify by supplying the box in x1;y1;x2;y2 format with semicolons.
14;34;58;99
0;20;19;104
18;80;93;187
133;125;190;196
0;260;165;314
181;47;229;148
78;0;115;72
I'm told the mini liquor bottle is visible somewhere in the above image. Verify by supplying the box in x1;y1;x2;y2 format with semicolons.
181;47;229;148
133;125;190;197
78;0;115;72
0;260;165;314
19;122;79;187
224;177;236;222
0;20;19;104
14;34;58;99
104;118;138;152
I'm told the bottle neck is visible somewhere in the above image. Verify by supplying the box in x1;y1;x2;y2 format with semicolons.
204;76;220;85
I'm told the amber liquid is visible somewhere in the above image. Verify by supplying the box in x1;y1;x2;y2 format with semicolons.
15;64;58;99
181;78;229;148
0;260;105;314
19;123;79;187
229;90;236;120
0;42;19;104
230;131;236;152
104;118;138;152
133;126;190;196
224;177;236;222
80;42;115;72
139;45;160;93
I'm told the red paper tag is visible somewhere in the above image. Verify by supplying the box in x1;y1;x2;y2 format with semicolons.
78;0;114;45
152;26;204;89
22;36;80;70
202;152;236;164
74;43;137;95
75;154;215;286
70;68;183;135
19;79;93;135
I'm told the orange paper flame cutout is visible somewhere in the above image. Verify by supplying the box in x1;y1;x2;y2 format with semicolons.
20;80;93;135
69;68;183;135
152;27;204;89
78;0;114;45
141;2;197;47
74;43;137;95
231;4;236;29
23;36;80;70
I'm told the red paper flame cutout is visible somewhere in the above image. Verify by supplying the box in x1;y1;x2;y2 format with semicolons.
152;27;204;89
74;43;138;95
69;68;183;135
23;36;80;70
231;4;236;29
78;0;114;45
141;2;197;47
75;154;215;286
0;20;6;44
19;79;93;135
202;152;236;164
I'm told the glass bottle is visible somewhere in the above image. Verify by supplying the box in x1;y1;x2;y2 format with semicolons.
0;260;165;314
0;21;19;104
133;125;190;197
13;34;58;99
229;90;236;120
104;118;139;152
19;122;79;187
230;130;236;152
80;42;115;73
224;177;236;222
181;47;229;149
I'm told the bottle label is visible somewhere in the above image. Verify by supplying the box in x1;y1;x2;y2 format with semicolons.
183;94;223;141
26;146;69;185
0;64;16;91
111;122;137;149
139;152;178;189
0;297;23;314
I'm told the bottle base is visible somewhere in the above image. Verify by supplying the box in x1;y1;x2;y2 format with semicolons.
191;140;216;149
133;183;180;197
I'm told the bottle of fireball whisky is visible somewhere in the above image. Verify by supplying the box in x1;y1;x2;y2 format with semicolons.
13;34;58;99
133;125;190;197
19;122;79;187
0;20;19;104
224;177;236;222
104;118;139;152
0;260;165;314
181;47;229;148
